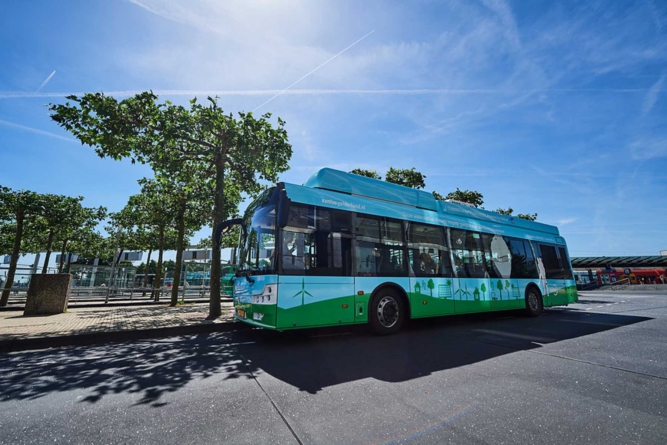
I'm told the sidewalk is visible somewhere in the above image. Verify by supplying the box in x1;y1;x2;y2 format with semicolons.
0;302;246;353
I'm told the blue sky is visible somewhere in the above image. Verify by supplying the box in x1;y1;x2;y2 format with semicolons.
1;0;666;270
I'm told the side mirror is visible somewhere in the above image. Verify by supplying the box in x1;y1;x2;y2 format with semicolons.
214;219;244;250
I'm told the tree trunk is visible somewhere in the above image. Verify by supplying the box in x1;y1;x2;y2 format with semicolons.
209;155;225;318
58;239;68;273
41;229;55;274
142;248;152;297
171;200;187;306
153;228;164;302
0;212;24;306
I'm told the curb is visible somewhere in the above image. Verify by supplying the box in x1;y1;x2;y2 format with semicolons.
0;321;251;354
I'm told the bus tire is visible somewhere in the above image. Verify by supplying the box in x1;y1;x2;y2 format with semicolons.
369;288;405;335
524;285;543;317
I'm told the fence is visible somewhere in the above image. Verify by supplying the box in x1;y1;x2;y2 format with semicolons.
1;260;232;306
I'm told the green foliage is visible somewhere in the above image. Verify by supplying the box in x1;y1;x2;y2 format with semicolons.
349;169;382;180
0;187;50;304
50;92;292;314
137;260;158;275
385;167;426;189
495;207;513;215
445;188;484;207
517;213;538;221
495;207;538;221
432;191;445;201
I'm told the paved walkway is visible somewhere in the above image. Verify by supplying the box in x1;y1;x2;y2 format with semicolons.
0;302;238;349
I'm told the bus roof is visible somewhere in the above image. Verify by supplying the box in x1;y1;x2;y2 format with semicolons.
282;168;562;242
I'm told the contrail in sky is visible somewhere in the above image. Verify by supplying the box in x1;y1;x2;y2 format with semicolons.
36;70;56;92
252;30;376;112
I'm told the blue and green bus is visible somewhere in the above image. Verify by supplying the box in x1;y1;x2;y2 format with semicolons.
223;168;577;335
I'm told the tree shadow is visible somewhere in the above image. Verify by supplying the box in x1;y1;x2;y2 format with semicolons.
0;332;250;407
0;309;652;405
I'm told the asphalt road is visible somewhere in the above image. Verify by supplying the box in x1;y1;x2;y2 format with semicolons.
1;290;666;444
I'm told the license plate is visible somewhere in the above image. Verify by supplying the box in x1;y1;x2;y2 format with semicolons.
237;309;246;318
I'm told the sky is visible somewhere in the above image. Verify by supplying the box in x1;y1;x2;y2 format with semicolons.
1;0;666;274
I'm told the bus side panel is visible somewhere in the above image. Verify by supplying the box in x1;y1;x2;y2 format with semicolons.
451;278;491;314
409;277;456;317
276;276;355;329
489;278;534;311
543;279;568;307
355;277;410;320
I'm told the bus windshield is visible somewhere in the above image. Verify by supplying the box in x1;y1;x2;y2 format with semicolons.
237;189;277;275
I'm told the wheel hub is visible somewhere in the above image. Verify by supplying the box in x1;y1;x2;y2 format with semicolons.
377;296;399;328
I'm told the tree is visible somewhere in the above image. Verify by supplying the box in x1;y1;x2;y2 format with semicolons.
349;168;382;180
517;213;538;221
480;282;487;299
427;278;435;297
495;207;513;216
496;280;504;300
384;167;426;189
32;194;87;273
0;187;46;306
495;207;538;221
432;191;445;201
50;92;292;317
444;188;484;207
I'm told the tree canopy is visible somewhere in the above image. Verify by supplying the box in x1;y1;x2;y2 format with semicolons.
384;167;427;189
50;92;292;316
349;168;382;180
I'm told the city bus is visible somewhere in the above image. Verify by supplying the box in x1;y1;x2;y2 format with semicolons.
222;168;577;335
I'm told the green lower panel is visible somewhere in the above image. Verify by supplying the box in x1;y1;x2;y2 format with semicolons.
276;295;357;329
490;299;524;312
409;293;456;317
456;299;493;314
567;285;578;303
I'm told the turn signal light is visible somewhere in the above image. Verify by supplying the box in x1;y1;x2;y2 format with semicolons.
342;304;349;308
357;291;364;295
422;301;427;305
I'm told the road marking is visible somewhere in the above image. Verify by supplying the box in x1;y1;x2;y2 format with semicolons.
222;341;256;347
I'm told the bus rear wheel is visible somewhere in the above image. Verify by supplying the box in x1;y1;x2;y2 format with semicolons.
369;289;405;335
524;286;543;317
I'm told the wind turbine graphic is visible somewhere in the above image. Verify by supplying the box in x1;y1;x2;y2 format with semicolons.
292;279;313;306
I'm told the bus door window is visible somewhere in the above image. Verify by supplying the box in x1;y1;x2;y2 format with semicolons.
281;205;352;276
450;229;487;278
354;214;406;276
407;223;451;277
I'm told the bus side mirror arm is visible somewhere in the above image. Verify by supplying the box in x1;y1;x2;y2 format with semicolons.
214;219;246;250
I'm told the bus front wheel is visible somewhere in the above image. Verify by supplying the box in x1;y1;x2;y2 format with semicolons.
369;289;405;335
524;286;543;317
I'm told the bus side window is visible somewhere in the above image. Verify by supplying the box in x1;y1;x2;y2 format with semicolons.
558;247;573;280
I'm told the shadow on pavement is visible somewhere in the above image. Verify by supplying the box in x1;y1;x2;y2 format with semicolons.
0;309;651;405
